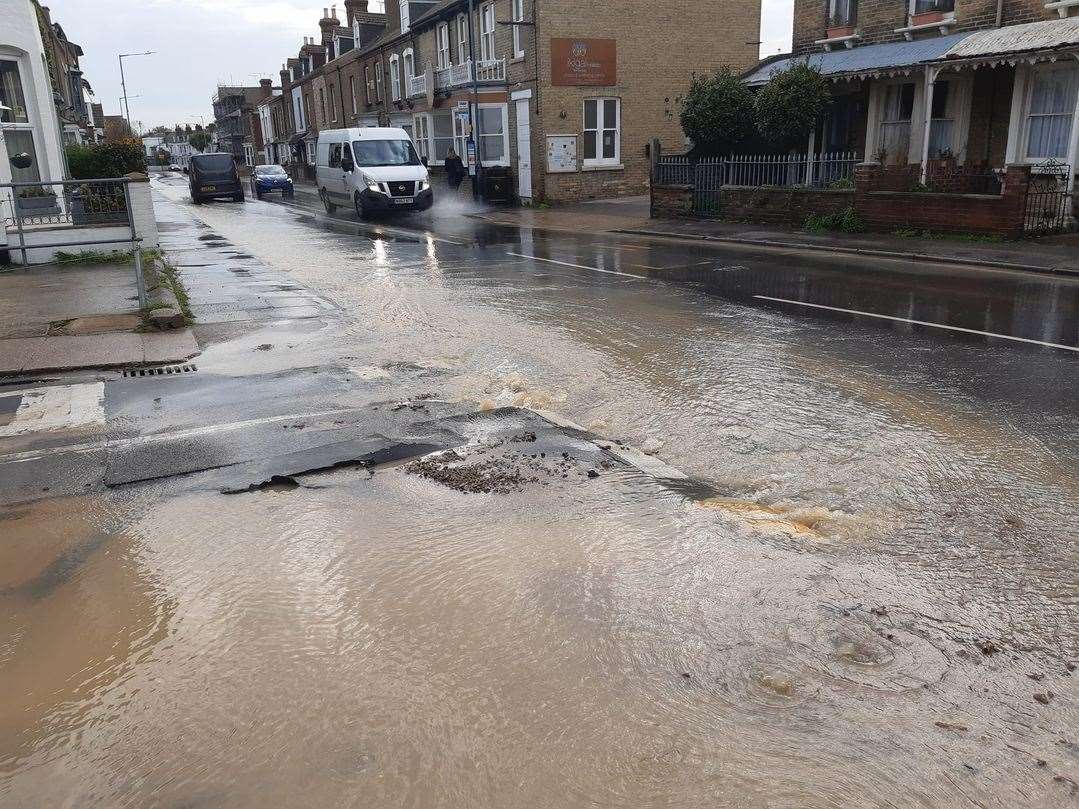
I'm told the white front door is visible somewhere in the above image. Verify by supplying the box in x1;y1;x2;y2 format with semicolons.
515;99;532;200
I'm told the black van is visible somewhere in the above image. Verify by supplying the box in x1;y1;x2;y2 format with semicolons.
189;153;245;204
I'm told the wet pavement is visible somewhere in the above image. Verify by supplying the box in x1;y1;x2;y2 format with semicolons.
0;175;1076;808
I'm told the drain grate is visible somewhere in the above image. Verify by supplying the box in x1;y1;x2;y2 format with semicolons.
122;364;198;378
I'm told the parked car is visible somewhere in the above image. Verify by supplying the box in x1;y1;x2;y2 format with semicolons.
168;164;182;172
250;164;294;199
189;153;244;204
315;127;432;219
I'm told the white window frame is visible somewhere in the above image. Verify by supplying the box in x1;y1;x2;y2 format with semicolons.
582;97;621;167
479;2;495;62
307;140;316;163
364;65;373;105
350;75;358;114
328;83;337;122
0;57;43;182
375;63;383;101
865;77;923;165
476;102;509;166
413;113;431;161
390;54;401;101
400;0;410;32
512;0;525;58
403;48;415;82
456;14;469;64
1018;62;1079;163
436;23;451;70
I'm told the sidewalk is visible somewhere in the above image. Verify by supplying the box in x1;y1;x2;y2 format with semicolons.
0;260;198;375
475;196;1079;276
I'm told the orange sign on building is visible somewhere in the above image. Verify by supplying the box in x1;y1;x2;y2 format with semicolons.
550;38;617;87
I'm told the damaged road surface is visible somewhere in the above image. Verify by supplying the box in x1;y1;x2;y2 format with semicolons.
0;185;1076;809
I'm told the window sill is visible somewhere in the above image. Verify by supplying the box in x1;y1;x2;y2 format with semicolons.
510;54;525;64
582;163;625;172
1044;0;1079;16
815;33;861;50
894;14;956;40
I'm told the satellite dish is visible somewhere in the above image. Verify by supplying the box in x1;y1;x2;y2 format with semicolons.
10;152;33;170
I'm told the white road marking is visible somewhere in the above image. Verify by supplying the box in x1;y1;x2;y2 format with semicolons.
0;405;364;465
0;383;105;438
505;251;641;279
753;295;1079;353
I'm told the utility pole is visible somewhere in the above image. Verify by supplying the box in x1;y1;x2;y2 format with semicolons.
466;0;482;200
118;51;154;133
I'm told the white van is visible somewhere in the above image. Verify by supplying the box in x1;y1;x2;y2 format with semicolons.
316;127;432;219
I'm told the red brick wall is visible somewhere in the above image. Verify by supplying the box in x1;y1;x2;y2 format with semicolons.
794;0;1053;53
651;184;693;218
720;187;854;225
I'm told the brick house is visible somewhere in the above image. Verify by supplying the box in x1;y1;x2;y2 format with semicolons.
745;0;1079;194
263;0;759;202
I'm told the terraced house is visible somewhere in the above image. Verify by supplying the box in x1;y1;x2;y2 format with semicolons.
268;0;759;202
744;0;1079;223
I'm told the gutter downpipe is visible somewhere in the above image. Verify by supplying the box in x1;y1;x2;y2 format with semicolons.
467;0;483;200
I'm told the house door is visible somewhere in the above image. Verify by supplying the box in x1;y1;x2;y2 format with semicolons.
515;99;532;200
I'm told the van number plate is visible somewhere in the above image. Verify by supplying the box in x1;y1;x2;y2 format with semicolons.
394;197;413;205
201;186;216;192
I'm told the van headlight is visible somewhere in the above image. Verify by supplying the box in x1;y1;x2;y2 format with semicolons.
367;180;381;193
418;179;429;191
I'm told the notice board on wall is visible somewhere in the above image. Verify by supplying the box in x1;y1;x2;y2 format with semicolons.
550;38;617;86
546;135;577;173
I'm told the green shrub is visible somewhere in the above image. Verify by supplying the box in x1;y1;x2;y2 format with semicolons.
827;176;854;190
65;140;147;179
803;206;864;234
680;68;757;156
754;64;831;150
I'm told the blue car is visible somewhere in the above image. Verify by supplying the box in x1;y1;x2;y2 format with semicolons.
250;164;294;199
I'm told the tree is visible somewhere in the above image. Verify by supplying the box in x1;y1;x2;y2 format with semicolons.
754;64;831;150
145;124;172;138
679;68;757;156
189;131;212;152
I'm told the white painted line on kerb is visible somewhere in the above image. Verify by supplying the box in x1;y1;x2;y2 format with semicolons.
754;295;1079;353
506;251;640;279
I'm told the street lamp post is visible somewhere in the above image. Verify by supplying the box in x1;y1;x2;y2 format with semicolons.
119;51;154;131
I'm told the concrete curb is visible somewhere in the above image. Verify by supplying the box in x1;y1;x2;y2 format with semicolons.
611;228;1079;278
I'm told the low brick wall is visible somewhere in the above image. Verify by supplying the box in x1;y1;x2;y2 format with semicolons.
651;184;693;218
721;187;853;226
855;164;1029;238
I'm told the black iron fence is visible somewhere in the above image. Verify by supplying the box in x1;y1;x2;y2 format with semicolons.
2;178;130;230
1024;160;1074;235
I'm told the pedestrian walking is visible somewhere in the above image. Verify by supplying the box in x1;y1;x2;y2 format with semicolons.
444;147;466;191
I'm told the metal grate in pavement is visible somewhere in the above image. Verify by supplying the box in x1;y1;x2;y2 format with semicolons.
122;364;198;378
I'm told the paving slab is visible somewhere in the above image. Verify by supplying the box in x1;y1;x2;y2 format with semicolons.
0;329;199;374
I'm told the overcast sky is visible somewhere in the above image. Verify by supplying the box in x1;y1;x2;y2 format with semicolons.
57;0;793;131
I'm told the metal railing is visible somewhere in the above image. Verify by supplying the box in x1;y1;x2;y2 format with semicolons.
408;73;427;98
655;152;859;189
433;58;507;90
1024;159;1074;235
1;177;146;307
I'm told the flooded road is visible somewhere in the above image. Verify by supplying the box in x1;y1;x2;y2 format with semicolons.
1;179;1076;807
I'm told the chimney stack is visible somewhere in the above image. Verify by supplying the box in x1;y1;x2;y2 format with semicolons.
319;7;337;45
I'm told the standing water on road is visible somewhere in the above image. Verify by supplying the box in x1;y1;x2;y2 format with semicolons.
1;185;1076;808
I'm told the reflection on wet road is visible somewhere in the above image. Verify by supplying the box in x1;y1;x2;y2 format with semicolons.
1;177;1076;808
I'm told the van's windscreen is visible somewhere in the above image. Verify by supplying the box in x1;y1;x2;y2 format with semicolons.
194;155;235;171
353;140;420;167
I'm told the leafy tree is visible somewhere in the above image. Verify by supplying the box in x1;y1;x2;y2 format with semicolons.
194;123;203;131
145;124;172;138
189;131;212;152
65;141;148;178
679;68;757;156
754;64;831;150
185;124;193;134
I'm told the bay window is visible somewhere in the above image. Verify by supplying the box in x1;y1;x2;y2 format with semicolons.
431;111;456;162
583;98;620;166
877;82;914;164
0;60;30;123
413;114;430;161
1024;65;1078;160
0;59;39;182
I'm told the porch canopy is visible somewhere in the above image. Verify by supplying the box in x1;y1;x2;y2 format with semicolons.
744;32;972;86
932;17;1079;66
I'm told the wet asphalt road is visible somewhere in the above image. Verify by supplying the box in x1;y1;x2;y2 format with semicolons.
0;174;1077;808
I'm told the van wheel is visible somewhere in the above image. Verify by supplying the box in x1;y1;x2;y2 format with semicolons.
321;188;337;214
354;193;368;220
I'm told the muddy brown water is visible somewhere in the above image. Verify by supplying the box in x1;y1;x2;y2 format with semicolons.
1;188;1076;807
